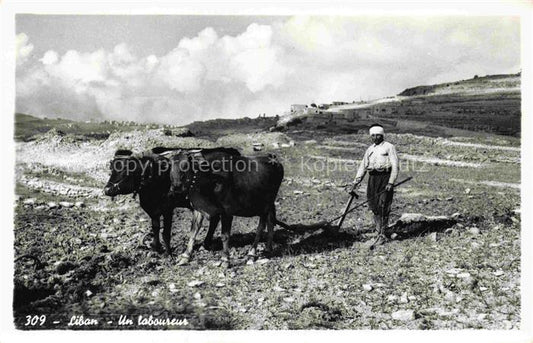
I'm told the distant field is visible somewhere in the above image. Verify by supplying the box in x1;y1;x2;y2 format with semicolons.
398;73;520;97
278;73;521;138
185;116;279;140
375;92;521;136
14;113;279;143
14;113;159;142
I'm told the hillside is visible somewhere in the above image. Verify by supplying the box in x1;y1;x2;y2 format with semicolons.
398;73;520;97
185;116;279;140
276;73;521;137
14;113;162;142
15;72;521;145
15;113;279;143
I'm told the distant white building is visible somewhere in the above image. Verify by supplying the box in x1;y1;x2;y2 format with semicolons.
290;104;307;113
304;107;320;115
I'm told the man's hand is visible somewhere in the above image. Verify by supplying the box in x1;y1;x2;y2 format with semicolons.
385;183;393;192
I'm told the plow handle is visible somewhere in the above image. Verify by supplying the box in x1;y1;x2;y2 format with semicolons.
336;194;355;229
336;182;360;229
328;176;413;228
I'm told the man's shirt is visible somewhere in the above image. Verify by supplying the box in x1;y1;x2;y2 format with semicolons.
355;141;399;184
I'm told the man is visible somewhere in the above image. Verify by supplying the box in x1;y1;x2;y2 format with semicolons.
351;124;399;248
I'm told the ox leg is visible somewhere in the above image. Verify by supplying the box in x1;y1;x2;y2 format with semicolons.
162;210;173;257
203;214;220;250
265;208;276;254
220;215;233;268
177;210;204;266
150;216;162;252
248;215;266;261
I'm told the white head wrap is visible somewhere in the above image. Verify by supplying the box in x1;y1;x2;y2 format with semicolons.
369;126;384;135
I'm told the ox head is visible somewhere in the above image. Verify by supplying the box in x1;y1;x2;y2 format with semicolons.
104;149;145;197
168;152;194;196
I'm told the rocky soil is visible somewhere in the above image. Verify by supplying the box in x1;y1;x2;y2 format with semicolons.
13;128;521;330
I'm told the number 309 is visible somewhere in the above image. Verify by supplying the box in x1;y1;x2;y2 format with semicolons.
24;315;46;326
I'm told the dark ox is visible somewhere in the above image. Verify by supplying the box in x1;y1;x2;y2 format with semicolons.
103;148;202;255
169;148;285;267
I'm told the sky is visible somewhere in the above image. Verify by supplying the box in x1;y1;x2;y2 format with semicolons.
15;15;521;125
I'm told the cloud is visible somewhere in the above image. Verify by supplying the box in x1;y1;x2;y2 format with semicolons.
16;33;34;66
40;50;58;65
47;49;108;85
156;47;206;93
154;24;291;93
16;17;520;125
220;24;290;92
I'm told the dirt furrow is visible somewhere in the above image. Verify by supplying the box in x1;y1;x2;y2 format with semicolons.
442;140;520;151
18;175;102;198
